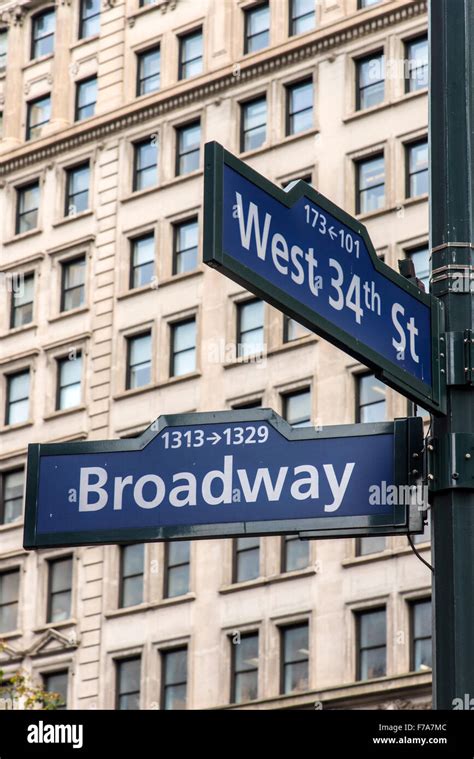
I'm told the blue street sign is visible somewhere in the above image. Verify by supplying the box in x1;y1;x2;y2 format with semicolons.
204;142;445;414
24;410;423;549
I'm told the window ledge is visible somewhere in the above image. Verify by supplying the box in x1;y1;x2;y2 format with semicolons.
0;421;33;434
116;268;204;298
127;0;170;23
22;53;54;72
267;335;317;357
0;629;23;641
397;193;428;210
47;306;89;324
220;577;268;594
223;355;267;370
43;405;86;422
69;35;100;52
113;384;156;401
52;210;93;228
344;89;428;125
104;593;196;619
0;520;24;533
280;128;320;147
3;228;42;247
33;619;77;634
121;184;160;205
1;323;37;339
160;169;203;189
356;205;397;222
342;550;395;568
157;371;201;388
265;566;318;584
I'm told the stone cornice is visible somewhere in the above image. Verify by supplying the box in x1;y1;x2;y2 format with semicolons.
0;0;427;175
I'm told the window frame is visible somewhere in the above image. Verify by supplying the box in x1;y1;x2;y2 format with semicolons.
232;537;260;583
15;181;39;235
160;646;188;710
65;162;90;217
42;669;68;710
404;34;428;94
410;597;432;672
60;255;86;313
0;568;20;634
405;138;428;199
355;372;387;423
26;95;51;141
119;543;145;609
286;77;313;137
355;606;387;681
10;272;34;329
79;0;101;40
240;95;267;153
279;621;310;695
125;331;152;391
175;120;201;176
132;138;158;192
355;50;385;112
115;656;141;710
31;8;55;60
172;217;199;275
236;298;265;358
289;0;316;37
5;370;30;426
282;387;312;427
136;45;161;97
178;27;203;81
56;352;83;411
130;232;155;289
244;2;270;55
281;533;310;572
46;555;73;624
169;318;197;378
355;152;385;215
230;631;259;704
0;469;24;525
163;541;191;599
75;76;97;122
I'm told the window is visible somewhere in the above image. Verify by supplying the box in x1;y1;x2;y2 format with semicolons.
356;607;386;680
290;0;315;36
233;537;259;583
173;219;198;274
131;233;155;288
356;154;385;214
357;373;386;423
286;79;313;135
57;353;82;410
356;536;386;556
411;599;432;672
11;273;34;328
79;0;100;39
0;570;19;633
26;95;51;140
283;316;310;342
231;632;259;703
241;96;267;152
282;535;309;572
31;9;55;59
65;163;90;216
283;174;312;189
161;648;187;710
0;29;7;70
47;557;72;623
232;399;262;410
283;388;311;427
126;332;152;390
6;371;30;426
356;52;384;110
179;29;203;80
164;541;190;598
137;46;160;96
170;319;196;377
61;257;86;312
43;671;67;710
133;139;158;191
281;623;309;694
0;470;24;525
358;0;382;7
176;121;200;176
405;35;428;92
119;544;144;608
116;657;141;710
407;245;430;292
75;77;97;121
244;2;269;54
406;140;428;198
16;182;39;234
237;299;264;358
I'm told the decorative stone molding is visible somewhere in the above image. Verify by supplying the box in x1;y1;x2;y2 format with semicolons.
380;698;432;710
26;628;79;658
0;641;23;664
0;0;427;175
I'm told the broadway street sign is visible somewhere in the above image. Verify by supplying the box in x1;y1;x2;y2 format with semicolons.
24;410;424;549
204;142;445;414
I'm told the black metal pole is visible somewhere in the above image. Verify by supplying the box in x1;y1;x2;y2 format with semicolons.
430;0;474;709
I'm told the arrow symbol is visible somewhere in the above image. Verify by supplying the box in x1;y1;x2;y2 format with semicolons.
328;226;337;240
206;433;221;445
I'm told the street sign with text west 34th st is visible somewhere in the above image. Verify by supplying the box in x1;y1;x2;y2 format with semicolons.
23;411;423;549
204;142;446;415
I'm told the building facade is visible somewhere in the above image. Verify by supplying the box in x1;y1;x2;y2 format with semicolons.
0;0;432;710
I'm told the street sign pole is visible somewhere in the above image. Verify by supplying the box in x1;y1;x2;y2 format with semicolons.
430;0;474;709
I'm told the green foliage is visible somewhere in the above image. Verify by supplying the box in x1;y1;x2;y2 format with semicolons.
0;642;64;710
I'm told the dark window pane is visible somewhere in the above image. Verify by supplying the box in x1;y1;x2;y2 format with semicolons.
177;121;200;175
133;140;158;191
405;36;428;92
165;541;190;598
357;374;386;423
283;389;311;427
174;219;198;274
411;599;433;672
11;273;34;328
48;558;72;622
237;299;265;357
43;671;68;710
0;570;19;633
127;333;152;389
357;53;384;110
357;608;386;680
32;10;55;59
117;658;141;710
1;470;24;525
291;0;315;36
171;320;196;377
26;96;51;140
80;0;101;39
356;536;386;555
76;77;97;121
241;97;267;152
282;624;309;694
162;648;187;710
407;140;428;198
357;154;385;214
245;3;270;54
283;535;309;571
283;316;310;342
137;47;160;96
287;80;313;135
131;234;155;288
16;182;39;234
57;354;82;410
179;30;203;80
120;544;144;608
6;371;30;425
232;633;259;703
61;258;86;312
234;537;260;582
66;163;90;216
407;245;430;293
